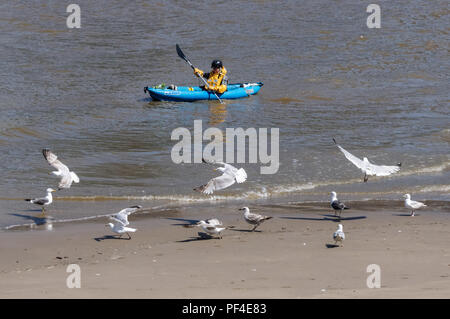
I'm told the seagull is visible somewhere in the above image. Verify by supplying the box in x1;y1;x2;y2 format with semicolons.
239;207;272;232
330;191;349;218
193;219;226;239
194;159;247;195
403;194;426;216
333;224;345;246
24;188;56;214
106;217;137;239
333;138;401;182
110;205;142;226
43;149;80;190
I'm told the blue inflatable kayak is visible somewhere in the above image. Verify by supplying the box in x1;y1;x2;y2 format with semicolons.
144;82;263;102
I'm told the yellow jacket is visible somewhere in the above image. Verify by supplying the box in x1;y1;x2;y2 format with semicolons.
194;67;228;93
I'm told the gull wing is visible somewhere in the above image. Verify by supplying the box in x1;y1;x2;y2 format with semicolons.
245;212;264;224
365;161;401;176
205;218;222;226
110;216;127;227
43;149;70;174
234;168;247;183
113;206;141;226
194;173;236;195
334;143;366;172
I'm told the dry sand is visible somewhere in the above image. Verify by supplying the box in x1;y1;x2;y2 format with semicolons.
0;201;449;298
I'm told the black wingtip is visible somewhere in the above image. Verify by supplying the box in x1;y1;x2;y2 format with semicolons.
397;162;402;167
332;138;337;144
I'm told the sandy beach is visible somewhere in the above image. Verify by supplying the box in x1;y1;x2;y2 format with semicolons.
1;200;449;299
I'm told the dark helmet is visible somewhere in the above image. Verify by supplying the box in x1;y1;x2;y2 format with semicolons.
211;60;223;69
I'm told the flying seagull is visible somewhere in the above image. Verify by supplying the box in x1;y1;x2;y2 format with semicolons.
333;224;345;247
330;191;349;218
333;139;401;182
106;217;137;239
403;194;426;216
25;188;56;214
239;207;272;232
194;159;247;195
110;205;142;226
43;149;80;189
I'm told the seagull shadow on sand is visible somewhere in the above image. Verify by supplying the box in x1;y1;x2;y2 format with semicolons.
393;213;418;217
9;213;49;225
93;235;131;242
177;232;220;242
166;217;203;226
229;228;262;233
280;215;366;223
326;244;341;248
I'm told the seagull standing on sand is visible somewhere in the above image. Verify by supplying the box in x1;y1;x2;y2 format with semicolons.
239;207;272;232
194;219;226;239
106;218;137;239
110;205;142;226
194;159;247;195
330;191;349;218
43;149;80;190
333;224;345;246
333;139;401;182
24;188;56;214
403;194;426;216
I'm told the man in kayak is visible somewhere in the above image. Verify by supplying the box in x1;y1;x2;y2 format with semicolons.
193;60;228;93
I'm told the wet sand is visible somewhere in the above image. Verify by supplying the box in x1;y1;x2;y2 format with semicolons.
0;201;449;298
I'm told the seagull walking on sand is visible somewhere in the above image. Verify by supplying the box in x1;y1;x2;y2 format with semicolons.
403;194;426;217
192;219;226;239
106;217;137;240
110;205;142;226
43;149;80;189
194;159;247;195
24;188;56;215
330;191;349;218
239;207;272;232
333;224;345;247
333;139;401;182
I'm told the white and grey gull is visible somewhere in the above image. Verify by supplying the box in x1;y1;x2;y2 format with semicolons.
43;149;80;190
403;194;426;216
194;159;247;195
330;191;349;218
25;188;56;214
333;138;401;182
239;207;272;232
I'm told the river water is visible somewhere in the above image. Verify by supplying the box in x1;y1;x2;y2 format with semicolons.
0;0;448;228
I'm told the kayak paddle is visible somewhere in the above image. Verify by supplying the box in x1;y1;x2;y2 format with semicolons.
176;44;224;104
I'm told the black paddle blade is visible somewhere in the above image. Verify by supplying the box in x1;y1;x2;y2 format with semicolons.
176;44;194;69
176;44;186;61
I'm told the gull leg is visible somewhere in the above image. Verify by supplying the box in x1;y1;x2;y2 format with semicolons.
364;174;368;183
411;210;415;217
251;225;258;232
127;232;131;239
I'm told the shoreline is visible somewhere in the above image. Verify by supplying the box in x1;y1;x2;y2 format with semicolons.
1;201;449;298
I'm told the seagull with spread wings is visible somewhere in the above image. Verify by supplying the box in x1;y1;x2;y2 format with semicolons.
106;217;137;239
110;205;142;226
194;159;247;195
42;149;80;189
333;139;401;182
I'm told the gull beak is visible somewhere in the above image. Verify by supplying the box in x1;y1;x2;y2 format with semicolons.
238;208;245;211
